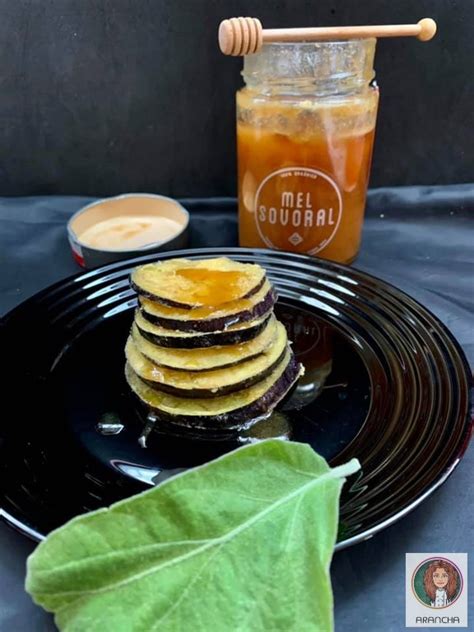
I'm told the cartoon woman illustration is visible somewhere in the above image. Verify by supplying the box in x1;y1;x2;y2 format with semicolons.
423;559;459;607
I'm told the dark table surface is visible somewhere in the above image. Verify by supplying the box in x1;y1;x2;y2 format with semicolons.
0;187;472;632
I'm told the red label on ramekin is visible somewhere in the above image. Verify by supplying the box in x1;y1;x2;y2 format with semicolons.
68;233;86;268
72;249;85;267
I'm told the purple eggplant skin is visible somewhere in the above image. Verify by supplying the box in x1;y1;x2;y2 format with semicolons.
128;353;302;429
136;313;271;349
131;274;266;310
140;287;277;333
140;347;288;398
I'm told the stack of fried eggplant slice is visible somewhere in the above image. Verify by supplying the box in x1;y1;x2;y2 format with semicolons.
125;257;304;436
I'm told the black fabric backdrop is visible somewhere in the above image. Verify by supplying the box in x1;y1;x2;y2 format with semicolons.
0;185;472;631
0;1;473;196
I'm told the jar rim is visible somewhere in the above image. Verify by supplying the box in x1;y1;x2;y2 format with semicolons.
242;38;376;96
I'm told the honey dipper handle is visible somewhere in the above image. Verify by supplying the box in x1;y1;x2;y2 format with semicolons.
219;18;437;56
264;20;436;43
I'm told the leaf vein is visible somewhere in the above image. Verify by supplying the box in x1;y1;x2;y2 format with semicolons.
52;460;358;608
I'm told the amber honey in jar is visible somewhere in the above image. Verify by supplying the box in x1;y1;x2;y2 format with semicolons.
237;40;378;263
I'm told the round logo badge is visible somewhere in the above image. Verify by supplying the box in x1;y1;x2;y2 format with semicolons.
254;167;343;254
411;557;463;609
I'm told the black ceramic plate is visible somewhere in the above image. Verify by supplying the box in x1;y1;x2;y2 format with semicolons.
0;248;471;549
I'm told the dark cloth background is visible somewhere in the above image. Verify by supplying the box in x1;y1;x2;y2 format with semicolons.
0;0;473;196
0;187;473;631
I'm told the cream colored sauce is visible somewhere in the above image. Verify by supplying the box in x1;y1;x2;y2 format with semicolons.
79;215;182;250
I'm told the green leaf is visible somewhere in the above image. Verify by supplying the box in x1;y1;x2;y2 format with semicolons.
26;439;359;632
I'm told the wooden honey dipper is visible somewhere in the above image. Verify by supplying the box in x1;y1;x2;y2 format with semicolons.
219;17;437;56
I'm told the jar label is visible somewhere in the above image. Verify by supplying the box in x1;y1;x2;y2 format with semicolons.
254;167;343;254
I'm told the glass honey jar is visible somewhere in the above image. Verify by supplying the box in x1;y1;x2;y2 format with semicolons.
237;39;378;263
